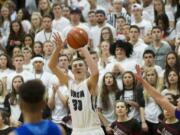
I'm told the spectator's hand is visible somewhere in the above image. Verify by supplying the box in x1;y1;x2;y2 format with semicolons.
2;76;7;83
14;41;21;46
108;7;114;13
10;40;15;46
126;101;139;108
112;64;124;75
106;127;114;135
141;122;148;132
135;65;143;82
112;64;120;74
11;120;21;127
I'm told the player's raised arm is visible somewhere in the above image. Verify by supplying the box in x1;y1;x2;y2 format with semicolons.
78;46;99;96
49;33;68;86
135;65;176;116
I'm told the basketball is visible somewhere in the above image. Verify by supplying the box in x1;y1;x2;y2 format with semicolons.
67;27;88;49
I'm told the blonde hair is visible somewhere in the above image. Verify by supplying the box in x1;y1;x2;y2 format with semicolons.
31;12;42;29
143;67;163;103
31;12;42;19
98;41;111;68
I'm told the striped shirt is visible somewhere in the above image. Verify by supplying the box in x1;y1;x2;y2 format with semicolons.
107;12;131;28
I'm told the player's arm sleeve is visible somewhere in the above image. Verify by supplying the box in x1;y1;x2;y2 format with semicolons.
50;122;62;135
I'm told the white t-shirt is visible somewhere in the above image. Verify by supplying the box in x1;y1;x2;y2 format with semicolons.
143;4;154;23
144;97;162;123
32;71;58;90
165;4;176;22
155;65;164;77
10;104;21;122
49;85;69;124
96;0;112;11
23;61;33;73
70;0;90;21
176;19;180;34
130;39;148;65
161;89;179;96
97;91;116;123
105;58;137;73
103;58;137;90
43;56;52;73
0;68;14;79
52;17;70;32
34;29;63;43
131;19;152;38
21;20;31;34
90;23;116;49
7;70;34;91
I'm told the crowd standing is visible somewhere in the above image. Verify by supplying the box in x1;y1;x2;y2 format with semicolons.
0;0;180;135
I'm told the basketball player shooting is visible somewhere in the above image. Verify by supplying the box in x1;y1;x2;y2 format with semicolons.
49;33;105;135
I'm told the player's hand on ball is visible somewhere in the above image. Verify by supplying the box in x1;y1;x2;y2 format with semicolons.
53;33;64;49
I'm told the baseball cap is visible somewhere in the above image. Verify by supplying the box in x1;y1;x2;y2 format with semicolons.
132;3;143;10
70;7;81;14
95;9;106;16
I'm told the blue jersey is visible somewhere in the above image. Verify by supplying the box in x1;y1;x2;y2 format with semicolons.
175;108;180;120
15;120;61;135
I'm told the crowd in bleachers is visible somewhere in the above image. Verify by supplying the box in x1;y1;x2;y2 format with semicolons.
0;0;180;135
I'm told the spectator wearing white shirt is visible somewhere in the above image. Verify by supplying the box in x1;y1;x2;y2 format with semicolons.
90;10;116;49
52;2;70;32
86;10;97;30
105;40;137;90
142;0;154;23
96;0;112;11
29;12;43;38
48;66;71;135
35;14;63;43
62;7;90;44
165;0;176;29
22;47;33;73
7;54;33;91
131;3;152;38
0;53;14;80
31;55;58;91
69;0;90;21
106;40;136;74
58;54;74;79
16;8;31;34
42;41;54;73
129;25;148;65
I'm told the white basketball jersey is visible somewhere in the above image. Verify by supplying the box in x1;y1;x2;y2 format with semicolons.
68;79;101;129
